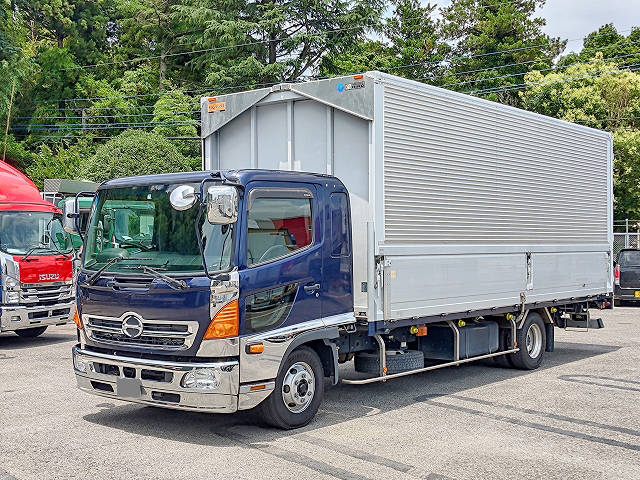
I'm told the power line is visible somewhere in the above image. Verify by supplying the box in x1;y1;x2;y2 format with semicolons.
466;62;640;95
35;27;639;107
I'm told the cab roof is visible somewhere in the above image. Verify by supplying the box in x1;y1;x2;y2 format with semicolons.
0;162;59;213
98;169;341;190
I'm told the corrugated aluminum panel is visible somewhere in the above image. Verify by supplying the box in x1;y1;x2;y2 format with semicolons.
380;77;611;246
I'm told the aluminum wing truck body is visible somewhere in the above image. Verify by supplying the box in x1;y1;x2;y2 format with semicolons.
201;71;613;325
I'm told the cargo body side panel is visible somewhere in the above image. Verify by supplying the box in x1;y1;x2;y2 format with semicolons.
376;73;613;320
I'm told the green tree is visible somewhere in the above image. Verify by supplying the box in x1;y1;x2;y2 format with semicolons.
440;0;566;104
613;129;640;220
152;90;199;157
176;0;385;87
320;0;449;81
80;129;194;182
26;139;95;188
116;0;190;87
561;24;640;68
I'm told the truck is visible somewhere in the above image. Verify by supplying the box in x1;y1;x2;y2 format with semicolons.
0;162;76;338
69;72;613;429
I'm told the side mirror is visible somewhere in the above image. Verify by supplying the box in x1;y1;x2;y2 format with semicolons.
63;198;80;234
207;186;238;224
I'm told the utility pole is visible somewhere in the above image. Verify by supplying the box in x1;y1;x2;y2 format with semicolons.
2;80;16;163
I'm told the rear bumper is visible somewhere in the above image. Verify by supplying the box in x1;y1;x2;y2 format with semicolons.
614;286;640;301
0;301;74;332
72;345;241;413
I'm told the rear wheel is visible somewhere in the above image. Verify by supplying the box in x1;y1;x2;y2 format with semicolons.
258;346;324;430
510;312;546;370
15;326;48;338
492;328;515;368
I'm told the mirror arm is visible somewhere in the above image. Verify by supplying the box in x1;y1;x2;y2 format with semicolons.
194;203;214;280
73;191;96;244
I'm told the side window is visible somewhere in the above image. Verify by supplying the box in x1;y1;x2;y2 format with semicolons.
330;193;350;257
247;192;313;266
245;283;298;333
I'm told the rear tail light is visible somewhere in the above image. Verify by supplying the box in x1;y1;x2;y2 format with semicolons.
614;264;620;286
204;300;239;339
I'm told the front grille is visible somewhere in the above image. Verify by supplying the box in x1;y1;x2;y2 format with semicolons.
20;282;73;305
85;314;198;350
92;331;186;348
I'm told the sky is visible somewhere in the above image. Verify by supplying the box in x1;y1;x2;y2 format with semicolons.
429;0;640;54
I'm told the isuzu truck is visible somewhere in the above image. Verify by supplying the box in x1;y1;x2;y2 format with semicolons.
70;72;613;429
0;162;75;337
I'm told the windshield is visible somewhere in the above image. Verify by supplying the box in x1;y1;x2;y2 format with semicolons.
618;250;640;266
0;211;73;255
82;184;234;275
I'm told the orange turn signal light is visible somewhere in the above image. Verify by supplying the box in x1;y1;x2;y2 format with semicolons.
246;343;264;354
73;306;83;329
416;326;428;337
204;300;239;339
250;384;266;391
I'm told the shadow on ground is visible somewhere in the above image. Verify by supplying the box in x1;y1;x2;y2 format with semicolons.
82;340;620;443
0;331;76;351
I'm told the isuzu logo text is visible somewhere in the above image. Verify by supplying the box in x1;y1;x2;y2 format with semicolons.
39;273;60;281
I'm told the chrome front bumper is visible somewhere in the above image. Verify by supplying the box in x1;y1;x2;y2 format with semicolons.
72;346;242;413
0;301;75;332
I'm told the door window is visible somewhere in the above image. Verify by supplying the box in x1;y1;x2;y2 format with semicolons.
247;190;313;266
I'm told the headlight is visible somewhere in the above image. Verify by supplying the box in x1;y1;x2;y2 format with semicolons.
73;352;87;373
181;368;221;390
4;291;19;304
5;277;18;289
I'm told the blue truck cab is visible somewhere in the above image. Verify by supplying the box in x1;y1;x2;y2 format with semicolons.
71;170;355;428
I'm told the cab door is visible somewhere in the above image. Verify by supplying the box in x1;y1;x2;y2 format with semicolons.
238;181;323;383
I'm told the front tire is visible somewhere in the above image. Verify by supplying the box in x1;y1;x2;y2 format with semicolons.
258;346;324;430
15;326;48;338
510;312;546;370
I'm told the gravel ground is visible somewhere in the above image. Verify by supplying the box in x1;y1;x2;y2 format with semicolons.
1;307;639;480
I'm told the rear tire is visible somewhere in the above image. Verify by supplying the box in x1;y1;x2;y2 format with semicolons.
492;328;515;368
15;326;48;338
258;346;324;430
510;312;546;370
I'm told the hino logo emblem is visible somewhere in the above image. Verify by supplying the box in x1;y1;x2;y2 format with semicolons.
121;315;144;338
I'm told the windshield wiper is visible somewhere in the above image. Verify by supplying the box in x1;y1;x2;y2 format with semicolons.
134;265;188;290
86;257;151;286
22;244;72;262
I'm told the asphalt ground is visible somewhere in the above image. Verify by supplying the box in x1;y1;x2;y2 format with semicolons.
1;307;639;480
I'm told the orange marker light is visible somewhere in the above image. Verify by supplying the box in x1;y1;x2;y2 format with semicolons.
353;74;364;80
208;97;217;102
204;300;239;339
247;343;265;354
73;307;83;329
416;326;428;337
250;384;266;391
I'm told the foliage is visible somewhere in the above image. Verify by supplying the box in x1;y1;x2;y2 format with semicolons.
175;0;385;86
441;0;565;104
80;130;193;182
613;129;640;220
2;134;32;169
26;139;96;189
152;90;199;157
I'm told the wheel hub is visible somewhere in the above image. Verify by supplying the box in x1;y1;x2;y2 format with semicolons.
526;323;543;359
282;361;315;413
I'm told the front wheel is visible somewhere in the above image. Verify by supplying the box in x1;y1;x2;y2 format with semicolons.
15;326;48;338
510;312;546;370
258;346;324;430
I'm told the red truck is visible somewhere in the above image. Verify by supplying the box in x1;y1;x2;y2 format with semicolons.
0;161;75;338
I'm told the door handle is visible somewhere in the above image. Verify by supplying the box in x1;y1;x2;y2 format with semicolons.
304;283;320;293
